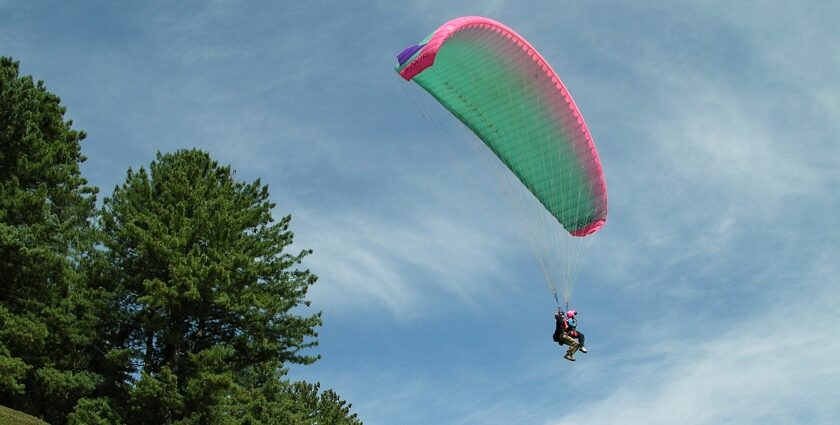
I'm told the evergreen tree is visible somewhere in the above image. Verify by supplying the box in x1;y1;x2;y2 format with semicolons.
98;149;327;423
1;57;362;424
224;368;363;425
0;57;99;423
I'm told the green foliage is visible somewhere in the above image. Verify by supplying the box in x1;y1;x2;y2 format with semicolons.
127;368;183;424
285;381;363;425
0;56;99;424
224;369;362;425
1;57;362;424
97;149;331;423
67;398;123;425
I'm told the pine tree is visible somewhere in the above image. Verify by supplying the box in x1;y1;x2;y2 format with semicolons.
1;58;361;424
0;57;99;423
98;149;324;423
224;370;363;425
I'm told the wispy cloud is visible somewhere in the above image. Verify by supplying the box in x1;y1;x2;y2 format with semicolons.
573;0;840;299
7;2;839;424
293;171;522;320
546;254;840;425
320;250;840;425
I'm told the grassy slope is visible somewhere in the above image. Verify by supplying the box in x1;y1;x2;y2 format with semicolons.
0;406;50;425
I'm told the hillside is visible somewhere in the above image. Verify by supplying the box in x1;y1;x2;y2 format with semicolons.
0;406;49;425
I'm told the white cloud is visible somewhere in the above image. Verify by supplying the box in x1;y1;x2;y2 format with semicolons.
649;71;823;204
545;254;840;425
327;251;840;425
292;162;523;320
8;2;840;424
577;1;840;295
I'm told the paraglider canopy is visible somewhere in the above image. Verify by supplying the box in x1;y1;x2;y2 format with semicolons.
396;16;608;306
396;16;607;237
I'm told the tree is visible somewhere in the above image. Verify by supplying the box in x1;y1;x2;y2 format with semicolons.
224;370;363;425
98;149;324;423
0;57;99;423
0;57;361;423
284;381;363;425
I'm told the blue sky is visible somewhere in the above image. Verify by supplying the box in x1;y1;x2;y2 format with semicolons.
3;1;839;424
